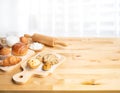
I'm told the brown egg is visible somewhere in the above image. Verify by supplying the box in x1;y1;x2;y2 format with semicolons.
20;36;28;44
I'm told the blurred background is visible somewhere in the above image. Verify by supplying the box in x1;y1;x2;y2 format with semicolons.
0;0;120;37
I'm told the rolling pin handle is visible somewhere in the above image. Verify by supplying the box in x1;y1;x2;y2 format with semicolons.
55;40;68;47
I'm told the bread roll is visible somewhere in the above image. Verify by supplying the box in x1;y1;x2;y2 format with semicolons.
0;47;11;60
27;58;41;69
42;63;51;71
12;43;28;56
0;47;11;55
0;56;21;66
43;54;59;65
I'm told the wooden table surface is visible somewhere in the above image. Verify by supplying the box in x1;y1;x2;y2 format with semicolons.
0;38;120;92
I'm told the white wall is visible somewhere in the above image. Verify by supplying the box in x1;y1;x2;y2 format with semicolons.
0;0;120;37
0;0;18;36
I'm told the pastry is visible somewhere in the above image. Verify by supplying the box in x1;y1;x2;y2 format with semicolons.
0;56;21;66
20;36;28;44
42;54;59;65
36;53;59;65
0;44;3;50
42;63;51;71
36;53;59;71
27;58;41;69
6;36;19;47
29;42;44;52
12;43;28;56
0;47;11;55
0;47;11;60
36;53;45;62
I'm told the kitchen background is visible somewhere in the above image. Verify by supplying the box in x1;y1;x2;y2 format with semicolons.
0;0;120;37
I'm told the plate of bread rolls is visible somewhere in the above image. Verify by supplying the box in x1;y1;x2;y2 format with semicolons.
12;52;65;84
0;36;35;72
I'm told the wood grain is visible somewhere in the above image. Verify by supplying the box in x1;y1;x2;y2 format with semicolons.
0;38;120;91
12;52;65;84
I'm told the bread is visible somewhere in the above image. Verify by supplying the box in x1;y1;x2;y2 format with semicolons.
0;47;11;55
0;47;11;60
36;53;59;65
0;44;3;50
0;56;21;66
20;36;28;44
36;53;59;71
42;54;59;65
12;43;28;56
27;58;41;69
36;53;45;62
42;63;51;71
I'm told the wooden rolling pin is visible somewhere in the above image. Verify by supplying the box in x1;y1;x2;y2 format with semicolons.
24;33;67;47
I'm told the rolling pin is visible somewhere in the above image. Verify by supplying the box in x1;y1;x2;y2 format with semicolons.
24;33;67;47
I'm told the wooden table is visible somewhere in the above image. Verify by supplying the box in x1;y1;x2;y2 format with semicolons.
0;38;120;92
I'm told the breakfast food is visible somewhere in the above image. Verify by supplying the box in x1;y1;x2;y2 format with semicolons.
0;44;3;50
29;42;44;52
42;54;59;65
0;47;11;55
36;53;59;65
20;36;28;44
0;47;11;60
6;36;19;47
36;53;59;71
42;63;51;71
27;58;41;69
12;43;28;56
0;56;21;66
36;54;44;62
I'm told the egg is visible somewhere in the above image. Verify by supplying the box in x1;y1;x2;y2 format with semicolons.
20;36;28;44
